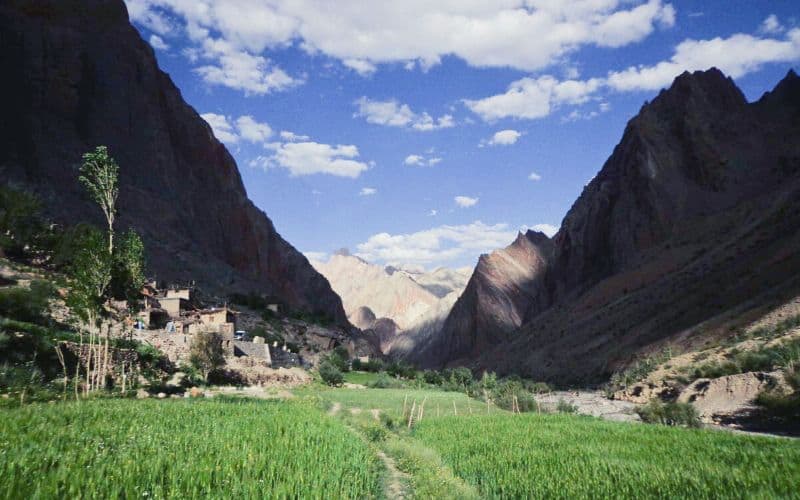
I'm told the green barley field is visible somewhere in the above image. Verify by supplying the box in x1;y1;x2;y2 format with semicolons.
0;398;381;499
413;413;800;498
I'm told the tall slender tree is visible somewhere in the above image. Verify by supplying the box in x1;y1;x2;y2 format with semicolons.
78;146;119;254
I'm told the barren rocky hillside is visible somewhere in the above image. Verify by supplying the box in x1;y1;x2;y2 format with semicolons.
414;68;800;383
0;0;348;325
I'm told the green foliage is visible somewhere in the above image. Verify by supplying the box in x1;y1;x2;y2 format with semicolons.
413;413;800;498
64;225;111;322
0;399;382;497
684;338;800;383
385;360;417;379
556;398;578;414
190;331;225;381
637;400;701;427
79;146;119;251
110;229;145;305
608;348;673;391
319;361;344;386
367;373;405;389
0;186;49;258
0;281;56;324
422;369;444;385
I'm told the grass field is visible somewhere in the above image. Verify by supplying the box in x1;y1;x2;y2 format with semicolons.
0;398;382;499
413;413;800;498
315;387;499;420
342;370;382;385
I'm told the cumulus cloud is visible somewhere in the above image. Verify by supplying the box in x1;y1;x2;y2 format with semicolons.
454;196;479;208
201;113;273;144
193;38;301;95
236;115;273;142
759;15;784;35
466;28;800;121
465;76;602;121
355;221;520;267
127;0;675;75
404;154;441;167
201;113;240;144
280;131;310;141
149;34;170;50
486;129;522;146
354;97;454;131
252;142;369;178
359;187;377;196
528;172;542;181
606;29;800;91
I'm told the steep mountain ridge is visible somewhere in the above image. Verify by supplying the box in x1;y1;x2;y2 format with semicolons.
311;253;470;353
414;68;800;382
0;0;348;325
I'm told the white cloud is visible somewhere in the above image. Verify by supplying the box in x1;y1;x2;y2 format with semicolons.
128;0;675;74
194;38;301;95
252;142;369;178
528;172;542;181
521;223;559;237
428;209;438;216
149;34;170;50
466;28;800;121
606;30;800;91
126;0;175;35
280;131;310;142
201;113;239;144
359;187;377;196
201;113;274;144
343;58;377;76
355;221;519;267
404;154;441;167
454;196;479;208
236;115;273;142
354;97;453;131
487;129;522;146
465;76;602;121
760;15;784;35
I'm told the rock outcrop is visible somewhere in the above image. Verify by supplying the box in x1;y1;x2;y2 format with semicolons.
311;252;470;353
416;68;800;382
0;0;347;325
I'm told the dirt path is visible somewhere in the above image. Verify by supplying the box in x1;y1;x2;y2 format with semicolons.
376;449;411;499
328;401;341;416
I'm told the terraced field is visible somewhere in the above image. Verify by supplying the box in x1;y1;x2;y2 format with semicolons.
0;398;382;499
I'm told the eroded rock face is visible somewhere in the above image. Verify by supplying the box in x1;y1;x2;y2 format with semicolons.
413;230;553;365
0;0;347;325
420;68;800;381
677;372;786;422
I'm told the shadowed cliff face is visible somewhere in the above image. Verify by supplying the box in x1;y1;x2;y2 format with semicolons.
416;68;800;382
0;0;348;325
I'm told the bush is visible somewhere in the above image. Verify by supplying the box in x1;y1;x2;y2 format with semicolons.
422;370;444;385
362;359;384;372
386;361;416;380
0;281;56;324
556;399;578;414
367;373;404;389
319;361;344;386
190;331;225;381
637;400;701;428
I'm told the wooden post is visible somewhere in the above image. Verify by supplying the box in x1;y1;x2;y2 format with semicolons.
408;400;417;428
403;394;408;419
418;396;427;422
453;400;458;416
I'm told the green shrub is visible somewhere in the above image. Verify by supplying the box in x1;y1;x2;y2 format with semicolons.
386;361;416;379
0;281;56;324
319;361;344;386
556;399;578;414
637;400;701;428
367;373;404;389
422;370;444;385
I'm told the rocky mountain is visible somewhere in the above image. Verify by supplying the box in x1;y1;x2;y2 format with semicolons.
0;0;348;325
414;68;800;383
310;252;470;353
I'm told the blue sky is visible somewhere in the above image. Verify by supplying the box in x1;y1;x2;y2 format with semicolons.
126;1;800;270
